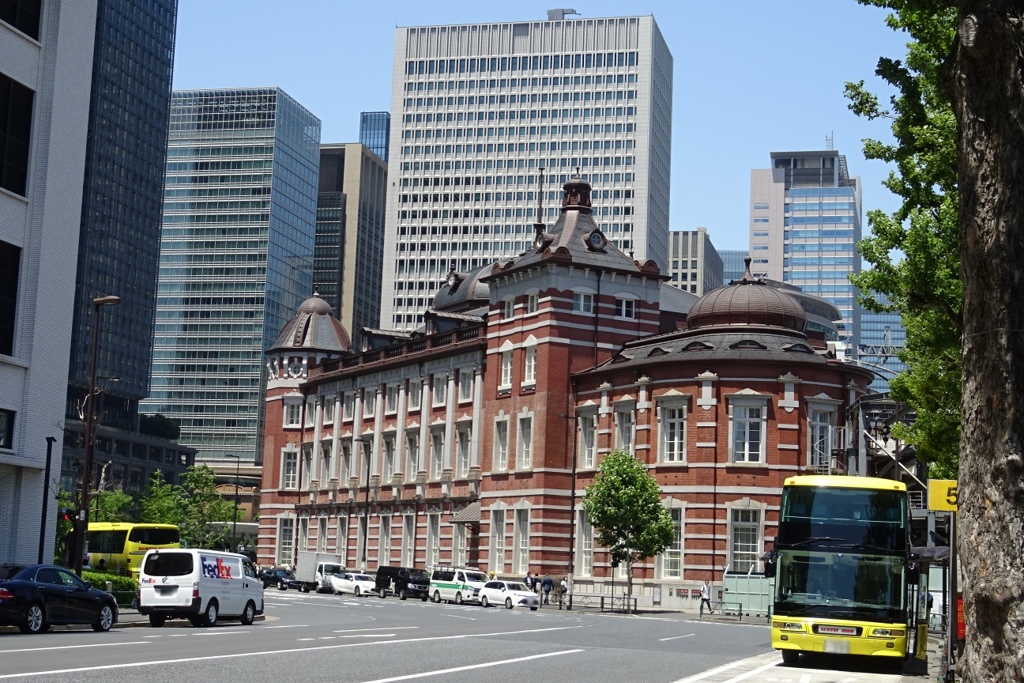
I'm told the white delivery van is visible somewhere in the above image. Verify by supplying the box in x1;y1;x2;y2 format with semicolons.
138;548;264;627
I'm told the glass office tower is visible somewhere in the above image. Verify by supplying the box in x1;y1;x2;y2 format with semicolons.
359;111;391;162
749;150;861;347
860;294;907;393
719;249;748;283
142;88;321;465
380;15;673;329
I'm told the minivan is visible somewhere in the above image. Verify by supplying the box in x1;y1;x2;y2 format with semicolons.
429;566;489;604
374;565;431;600
138;549;264;627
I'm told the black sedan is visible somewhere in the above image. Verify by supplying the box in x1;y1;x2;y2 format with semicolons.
259;568;299;590
0;564;118;633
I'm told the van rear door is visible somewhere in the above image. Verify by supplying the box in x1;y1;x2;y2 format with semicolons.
140;551;196;609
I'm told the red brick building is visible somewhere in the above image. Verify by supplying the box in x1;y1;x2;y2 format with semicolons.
257;176;872;607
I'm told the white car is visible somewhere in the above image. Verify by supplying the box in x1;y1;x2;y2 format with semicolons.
478;580;540;610
330;572;376;596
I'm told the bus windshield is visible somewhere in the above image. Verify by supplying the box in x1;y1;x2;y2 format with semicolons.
777;486;907;551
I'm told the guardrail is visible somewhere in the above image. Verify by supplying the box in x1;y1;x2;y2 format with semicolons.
557;593;637;614
701;600;743;619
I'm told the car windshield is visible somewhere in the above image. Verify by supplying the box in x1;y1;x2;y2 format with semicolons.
505;582;529;591
408;569;430;579
353;574;372;581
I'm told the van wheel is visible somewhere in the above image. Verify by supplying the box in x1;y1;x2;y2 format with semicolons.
505;597;513;609
203;600;218;627
480;595;489;608
149;615;166;627
433;590;442;603
378;587;387;599
301;584;310;593
399;588;407;600
455;592;463;605
240;601;256;626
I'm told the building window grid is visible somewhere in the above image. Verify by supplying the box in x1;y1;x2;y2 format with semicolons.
579;513;593;576
457;429;471;478
494;419;509;471
458;368;474;401
500;351;513;388
490;509;506;573
514;509;530;574
517;416;533;469
730;509;761;574
284;403;301;428
406;433;419;479
660;405;686;463
809;408;834;469
383;436;396;483
731;403;765;463
432;375;446;405
282;450;298;490
661;508;683;579
379;516;392;566
579;415;597;469
403;515;416;566
278;518;295;566
615;409;635;451
453;524;467;567
523;346;536;384
431;431;444;479
427;513;440;567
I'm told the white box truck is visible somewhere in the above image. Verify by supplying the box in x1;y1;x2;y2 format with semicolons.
294;551;345;593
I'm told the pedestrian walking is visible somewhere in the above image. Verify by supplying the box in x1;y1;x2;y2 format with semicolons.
541;575;553;604
523;571;533;591
700;579;713;614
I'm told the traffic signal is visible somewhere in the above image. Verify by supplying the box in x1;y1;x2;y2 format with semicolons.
60;507;74;522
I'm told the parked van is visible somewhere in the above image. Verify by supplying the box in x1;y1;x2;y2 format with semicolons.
138;548;264;627
375;565;431;600
429;566;489;604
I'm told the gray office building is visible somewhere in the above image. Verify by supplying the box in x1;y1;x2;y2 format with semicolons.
315;143;388;349
380;15;673;329
667;228;722;296
142;88;321;466
359;111;390;162
61;0;193;494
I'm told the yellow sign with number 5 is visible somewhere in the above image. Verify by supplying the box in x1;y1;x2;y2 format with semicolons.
927;479;959;511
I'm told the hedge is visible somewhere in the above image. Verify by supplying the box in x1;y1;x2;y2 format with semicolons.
83;570;137;593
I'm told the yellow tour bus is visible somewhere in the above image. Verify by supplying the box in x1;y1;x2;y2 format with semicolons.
765;475;918;665
86;522;181;580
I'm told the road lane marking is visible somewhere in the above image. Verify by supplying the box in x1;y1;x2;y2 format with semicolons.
332;627;418;633
438;614;475;621
0;642;150;654
669;652;780;683
659;634;694;641
263;624;308;629
0;625;585;678
358;649;584;683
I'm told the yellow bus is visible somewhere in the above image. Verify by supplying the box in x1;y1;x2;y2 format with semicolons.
766;476;918;665
86;523;181;580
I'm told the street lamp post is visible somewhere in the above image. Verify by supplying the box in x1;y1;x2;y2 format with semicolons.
226;454;240;550
73;295;120;576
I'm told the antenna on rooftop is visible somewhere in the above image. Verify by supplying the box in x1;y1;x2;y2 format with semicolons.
826;132;834;150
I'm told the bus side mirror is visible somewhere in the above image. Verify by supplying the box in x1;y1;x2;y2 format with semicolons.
764;559;776;579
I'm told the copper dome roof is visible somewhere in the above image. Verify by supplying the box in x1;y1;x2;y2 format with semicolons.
686;258;806;333
270;292;351;353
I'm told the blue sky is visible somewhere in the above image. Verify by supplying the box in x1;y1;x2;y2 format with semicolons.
172;1;908;251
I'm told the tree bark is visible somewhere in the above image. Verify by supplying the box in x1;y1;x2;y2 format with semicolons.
950;2;1024;681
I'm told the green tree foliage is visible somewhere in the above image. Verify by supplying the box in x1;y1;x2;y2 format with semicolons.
139;413;181;441
90;488;136;523
581;449;675;598
844;0;961;476
177;465;238;550
138;470;183;525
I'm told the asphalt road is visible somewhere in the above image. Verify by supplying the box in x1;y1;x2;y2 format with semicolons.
0;590;924;683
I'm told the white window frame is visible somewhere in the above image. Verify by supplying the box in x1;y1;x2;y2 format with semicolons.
808;404;836;469
284;401;302;428
526;292;539;314
357;515;367;570
379;516;392;566
383;435;396;484
456;428;471;478
427;513;440;567
615;408;635;451
458;368;474;402
517;416;533;469
300;445;313;490
304;399;316;428
322;397;335;426
406;432;419;479
298;517;309;553
363;388;376;417
659;403;687;463
430;430;444;480
572;291;594;313
490;509;507;573
493;418;509;472
277;517;295;566
523;345;536;385
579;414;597;469
579;512;593;577
317;517;327;553
402;515;416;566
502;296;515;320
343;393;354;420
500;350;513;389
453;524;467;567
408;379;421;410
385;385;398;413
513;508;530;574
320;440;332;484
660;507;684;579
729;398;768;463
281;449;298;489
432;374;446;405
340;441;352;483
614;297;636;319
729;508;762;574
337;516;348;560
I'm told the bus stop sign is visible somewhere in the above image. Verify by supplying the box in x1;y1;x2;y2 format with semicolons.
928;479;958;511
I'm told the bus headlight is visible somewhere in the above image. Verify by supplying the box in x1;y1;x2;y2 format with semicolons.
772;621;805;631
871;628;905;637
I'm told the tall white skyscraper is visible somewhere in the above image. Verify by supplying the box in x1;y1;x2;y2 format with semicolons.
380;15;673;328
749;150;862;347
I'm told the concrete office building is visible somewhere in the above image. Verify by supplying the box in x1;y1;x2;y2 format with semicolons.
315;143;388;350
667;228;722;295
749;150;861;347
60;0;192;496
380;14;673;329
359;111;390;162
142;88;321;467
1;0;99;562
719;249;748;283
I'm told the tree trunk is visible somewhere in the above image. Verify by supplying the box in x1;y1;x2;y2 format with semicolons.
949;3;1024;680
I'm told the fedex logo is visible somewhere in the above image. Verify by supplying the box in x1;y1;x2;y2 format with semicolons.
200;556;233;580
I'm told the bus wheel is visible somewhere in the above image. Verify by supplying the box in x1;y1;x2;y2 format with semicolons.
781;650;799;666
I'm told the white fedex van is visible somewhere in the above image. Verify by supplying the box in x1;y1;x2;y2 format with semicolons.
138;548;264;627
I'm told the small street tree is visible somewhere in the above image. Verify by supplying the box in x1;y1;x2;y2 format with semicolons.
581;449;675;600
177;465;237;549
138;470;183;525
